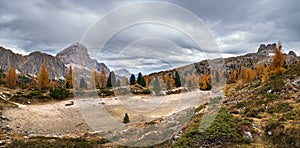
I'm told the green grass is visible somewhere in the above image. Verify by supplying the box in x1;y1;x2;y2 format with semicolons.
174;108;249;147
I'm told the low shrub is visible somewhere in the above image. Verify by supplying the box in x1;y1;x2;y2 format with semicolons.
29;91;41;96
267;102;293;114
265;94;279;102
50;88;69;100
100;89;114;96
142;89;151;94
264;120;300;147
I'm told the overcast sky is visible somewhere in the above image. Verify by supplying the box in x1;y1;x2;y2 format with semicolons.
0;0;299;74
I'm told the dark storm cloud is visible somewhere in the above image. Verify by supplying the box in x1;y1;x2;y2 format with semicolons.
173;0;300;54
0;0;299;73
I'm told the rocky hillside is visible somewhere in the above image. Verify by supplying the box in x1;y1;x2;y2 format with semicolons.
147;43;299;81
170;63;300;147
0;47;66;79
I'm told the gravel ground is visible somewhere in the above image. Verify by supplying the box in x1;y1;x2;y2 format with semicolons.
2;90;214;136
2;100;91;136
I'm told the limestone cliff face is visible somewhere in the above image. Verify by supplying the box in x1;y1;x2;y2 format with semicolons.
0;47;66;79
0;42;110;79
56;42;109;74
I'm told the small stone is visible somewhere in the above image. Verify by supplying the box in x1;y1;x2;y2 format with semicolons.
243;131;253;140
267;131;272;135
267;90;272;94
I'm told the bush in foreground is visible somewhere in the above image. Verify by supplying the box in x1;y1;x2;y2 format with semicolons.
50;88;69;100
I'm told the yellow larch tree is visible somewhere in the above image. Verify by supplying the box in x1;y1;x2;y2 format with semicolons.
228;69;238;83
270;42;286;75
65;65;73;89
99;67;107;88
224;84;230;96
5;66;18;88
90;70;100;89
162;75;175;90
37;63;49;89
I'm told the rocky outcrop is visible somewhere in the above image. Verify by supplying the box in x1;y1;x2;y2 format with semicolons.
0;47;66;79
257;43;276;54
56;42;109;74
288;51;297;57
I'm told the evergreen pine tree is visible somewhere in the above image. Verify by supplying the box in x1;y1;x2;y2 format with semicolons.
174;71;181;87
137;72;146;86
129;74;136;85
106;71;116;87
123;113;130;124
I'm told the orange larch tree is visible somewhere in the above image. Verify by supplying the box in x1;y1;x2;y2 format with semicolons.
5;66;18;88
270;42;286;75
228;69;238;83
65;65;73;89
99;67;107;88
37;63;49;89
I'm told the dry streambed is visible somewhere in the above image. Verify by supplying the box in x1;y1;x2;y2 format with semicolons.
1;90;212;138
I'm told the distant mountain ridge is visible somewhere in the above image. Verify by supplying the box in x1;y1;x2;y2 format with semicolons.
147;43;299;81
114;68;132;79
0;42;110;79
0;47;66;79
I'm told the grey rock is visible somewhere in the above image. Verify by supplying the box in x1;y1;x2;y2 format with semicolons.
288;51;297;57
257;43;276;54
243;131;253;140
0;46;66;79
56;42;109;74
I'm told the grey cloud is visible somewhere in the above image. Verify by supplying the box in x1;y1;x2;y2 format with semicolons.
0;0;299;74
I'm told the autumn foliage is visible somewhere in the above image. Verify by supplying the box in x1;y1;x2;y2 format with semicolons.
99;67;107;88
5;66;18;88
65;65;73;89
199;73;210;90
162;75;175;90
270;42;286;75
37;63;49;89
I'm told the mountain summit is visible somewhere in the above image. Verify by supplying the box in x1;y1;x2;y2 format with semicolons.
56;42;109;73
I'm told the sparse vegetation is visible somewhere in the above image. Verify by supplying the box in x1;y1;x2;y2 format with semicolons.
174;108;248;147
49;88;69;100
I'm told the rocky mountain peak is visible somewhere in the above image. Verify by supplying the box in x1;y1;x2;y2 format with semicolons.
56;42;90;65
257;43;276;54
56;42;110;74
288;51;297;57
